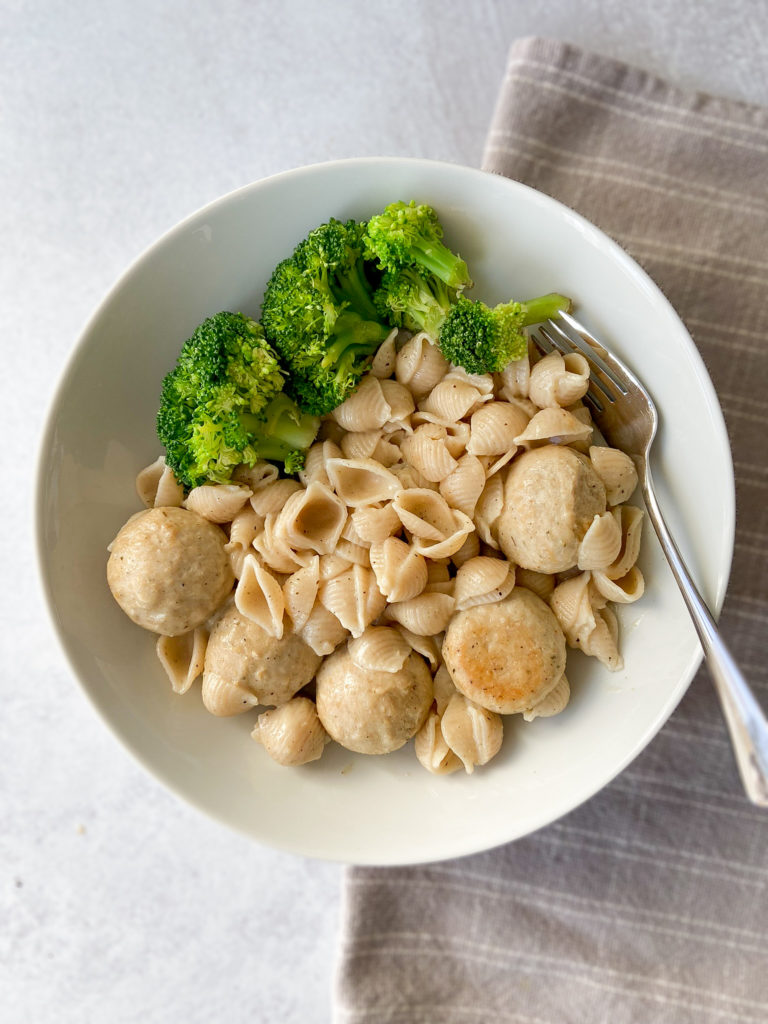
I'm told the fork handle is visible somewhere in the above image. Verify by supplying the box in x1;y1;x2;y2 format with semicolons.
640;465;768;806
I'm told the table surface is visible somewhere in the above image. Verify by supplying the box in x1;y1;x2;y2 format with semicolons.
5;1;768;1021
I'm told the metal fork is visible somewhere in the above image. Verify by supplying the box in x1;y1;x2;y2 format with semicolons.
530;309;768;807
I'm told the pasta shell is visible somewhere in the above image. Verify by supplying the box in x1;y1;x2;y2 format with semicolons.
282;556;320;632
275;481;347;554
372;436;402;467
411;414;471;458
136;456;184;508
370;328;399;379
496;352;530;399
299;439;344;488
348;626;412;673
252;697;329;766
401;424;458;483
477;449;517;478
156;627;208;694
414;712;462;775
444;367;495;395
389;462;439;492
577;511;623;571
433;663;458;714
604;505;644;580
392;625;443;670
501;395;537;419
523;674;570;721
299;602;349;657
250;478;303;516
529;351;590;408
393;488;457;541
467;402;528;456
253;513;315;573
589;445;639;505
380;379;416;422
233;460;279;490
341;430;381;460
569;403;594;429
395;332;450;399
226;544;248;580
326;457;402;506
411;515;474;559
451;531;481;569
515;568;555;602
235;555;285;639
341;515;372;549
135;458;167;509
454;556;515;611
319;564;387;638
513;407;593;448
580;606;623;671
440;693;503;775
336;538;371;567
473;474;504;548
185;483;253;524
332;374;392;431
592;565;645;603
350;502;402;544
201;670;259;716
420;378;485;421
387;591;455;635
226;505;264;550
369;536;428;602
318;553;354;581
550;571;596;643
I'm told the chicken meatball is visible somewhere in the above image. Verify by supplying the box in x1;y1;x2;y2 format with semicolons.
442;588;566;715
497;445;606;573
316;648;433;755
107;506;234;636
202;604;322;715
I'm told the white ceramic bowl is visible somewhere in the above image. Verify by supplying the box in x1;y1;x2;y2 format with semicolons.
37;158;734;865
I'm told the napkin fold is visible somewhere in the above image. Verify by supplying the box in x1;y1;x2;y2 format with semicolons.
335;38;768;1024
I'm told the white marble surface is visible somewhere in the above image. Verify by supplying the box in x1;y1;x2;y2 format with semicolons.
5;1;768;1021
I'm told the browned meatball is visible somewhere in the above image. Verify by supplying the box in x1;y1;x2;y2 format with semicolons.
202;604;322;715
442;588;566;714
107;507;234;636
497;445;606;573
316;648;433;755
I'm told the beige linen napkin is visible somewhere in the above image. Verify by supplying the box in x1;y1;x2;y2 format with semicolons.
335;38;768;1024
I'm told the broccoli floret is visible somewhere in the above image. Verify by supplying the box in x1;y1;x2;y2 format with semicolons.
363;200;472;291
374;267;457;339
438;293;572;374
157;311;319;488
261;218;391;415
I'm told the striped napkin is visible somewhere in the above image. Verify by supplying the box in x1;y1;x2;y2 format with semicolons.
335;38;768;1024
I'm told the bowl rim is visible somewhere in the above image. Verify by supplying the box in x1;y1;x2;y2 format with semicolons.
35;155;735;863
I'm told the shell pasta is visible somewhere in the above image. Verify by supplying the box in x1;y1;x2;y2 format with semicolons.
108;326;645;777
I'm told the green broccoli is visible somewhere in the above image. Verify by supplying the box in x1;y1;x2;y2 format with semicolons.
438;293;572;374
157;311;319;488
363;200;472;291
373;266;457;339
260;218;392;415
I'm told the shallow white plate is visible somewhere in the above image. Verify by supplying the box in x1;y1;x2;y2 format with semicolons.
37;158;734;864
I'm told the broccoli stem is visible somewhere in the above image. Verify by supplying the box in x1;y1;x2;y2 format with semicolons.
320;313;389;369
517;293;572;325
412;240;471;290
241;396;319;459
